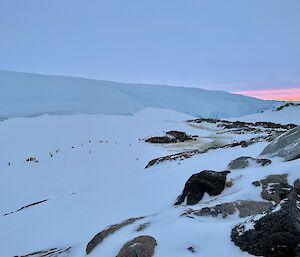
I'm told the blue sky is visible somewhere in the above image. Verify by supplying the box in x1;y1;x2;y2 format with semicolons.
0;0;299;92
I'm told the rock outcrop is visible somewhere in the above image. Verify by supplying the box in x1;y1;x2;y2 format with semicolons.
187;118;297;134
145;135;271;168
228;156;271;170
86;217;143;254
276;102;300;111
231;190;300;257
174;170;230;205
117;236;157;257
145;131;193;144
194;200;273;218
261;126;300;161
165;131;193;142
252;174;292;203
145;136;177;144
19;247;71;257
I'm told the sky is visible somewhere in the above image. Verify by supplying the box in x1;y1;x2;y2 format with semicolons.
0;0;300;100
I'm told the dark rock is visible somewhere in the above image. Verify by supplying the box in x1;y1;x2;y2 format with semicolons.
231;190;300;257
228;156;271;170
174;170;230;205
253;174;292;203
86;217;143;254
257;158;272;166
276;102;300;111
252;180;261;187
240;141;251;148
295;245;300;257
20;247;71;257
145;135;271;168
187;118;297;132
165;131;193;142
145;136;177;144
3;199;48;216
294;179;300;195
136;222;151;232
26;156;37;162
117;236;157;257
187;246;196;253
145;131;193;144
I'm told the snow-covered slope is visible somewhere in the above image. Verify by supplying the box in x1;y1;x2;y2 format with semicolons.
0;70;276;119
230;104;300;124
1;106;300;257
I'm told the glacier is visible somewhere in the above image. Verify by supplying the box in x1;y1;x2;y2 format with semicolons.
0;70;276;119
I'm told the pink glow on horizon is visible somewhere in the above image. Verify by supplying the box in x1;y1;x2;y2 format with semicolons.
232;88;300;101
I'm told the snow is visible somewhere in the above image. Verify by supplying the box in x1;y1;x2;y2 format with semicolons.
0;82;299;256
231;105;300;125
0;70;276;119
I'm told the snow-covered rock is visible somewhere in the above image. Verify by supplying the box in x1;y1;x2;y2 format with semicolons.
260;126;300;161
252;174;292;203
194;200;273;218
228;156;271;170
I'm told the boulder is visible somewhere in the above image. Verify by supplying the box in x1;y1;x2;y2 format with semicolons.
117;236;157;257
231;190;300;257
228;156;271;170
252;174;292;203
86;217;143;254
260;126;300;161
174;170;230;205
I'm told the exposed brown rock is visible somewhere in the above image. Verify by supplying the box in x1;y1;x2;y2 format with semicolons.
86;217;143;254
117;236;157;257
225;180;234;187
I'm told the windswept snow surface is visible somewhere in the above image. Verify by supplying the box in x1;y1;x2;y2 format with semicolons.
1;106;300;257
0;70;276;119
231;105;300;125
